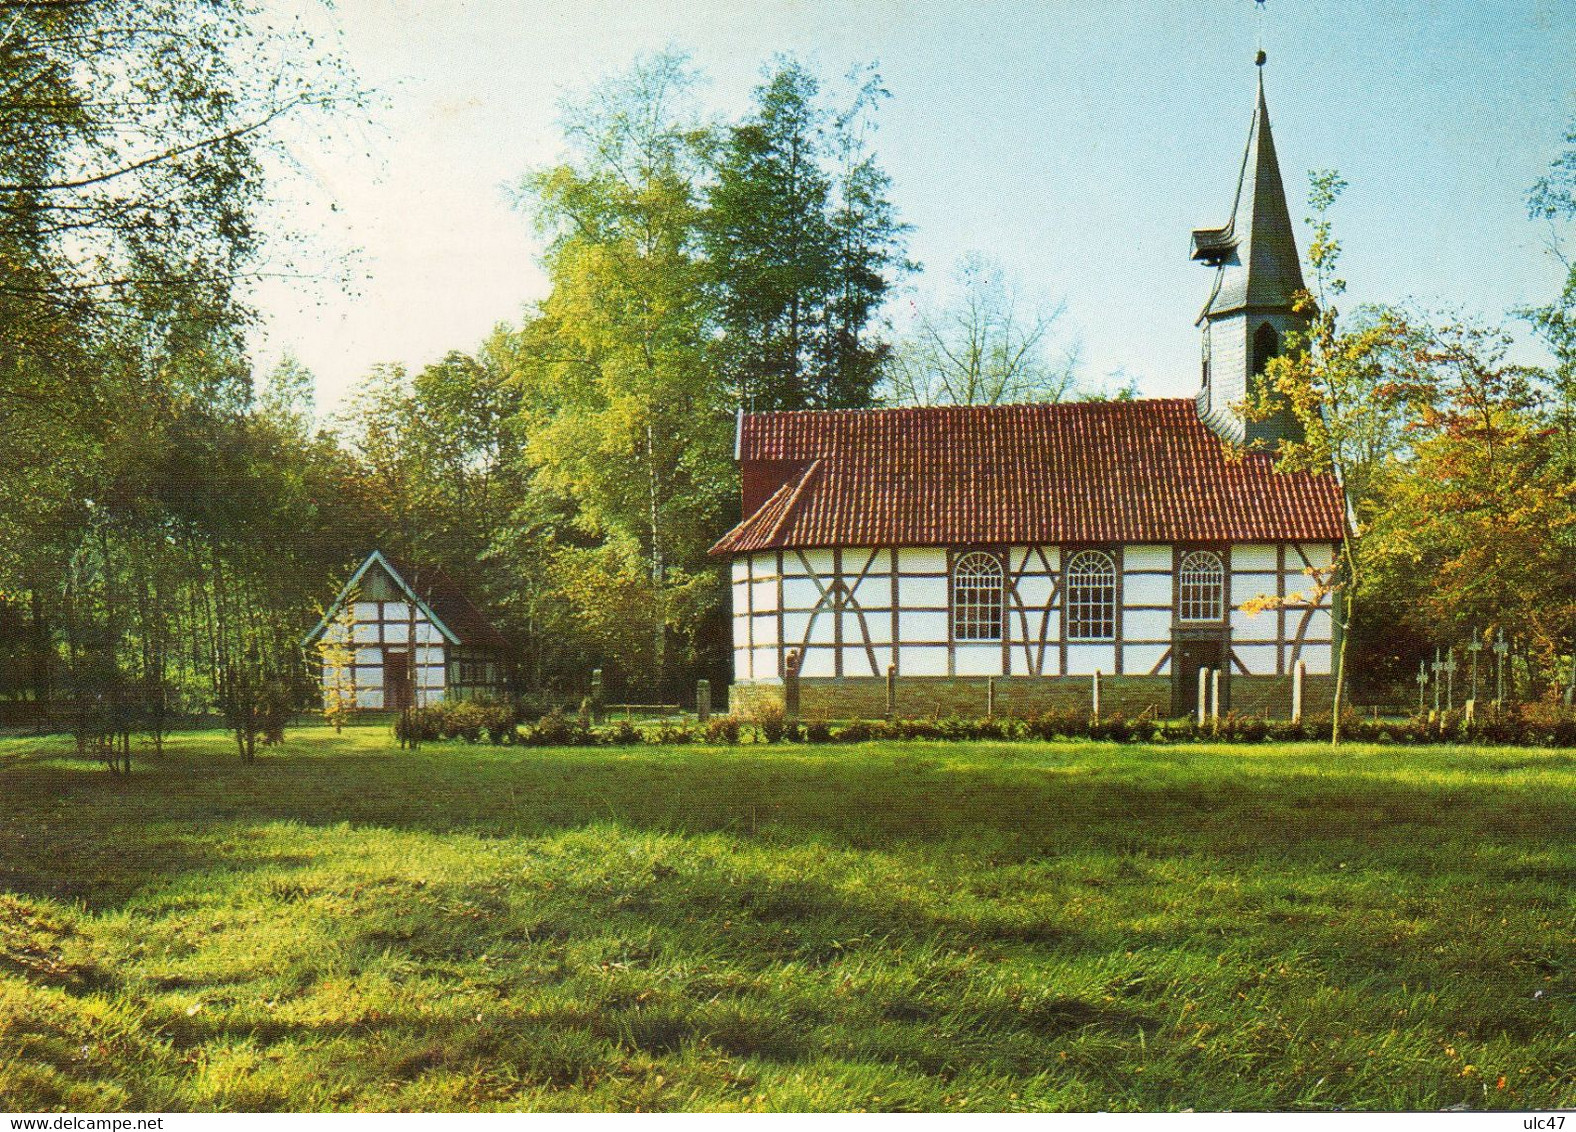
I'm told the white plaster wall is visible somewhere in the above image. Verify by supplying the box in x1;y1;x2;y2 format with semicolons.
899;646;948;675
786;550;834;576
384;622;410;644
901;577;948;608
355;665;383;688
850;576;891;608
751;648;779;679
1126;544;1173;570
1124;609;1172;642
843;547;888;576
1234;644;1278;676
733;617;750;649
898;610;948;642
858;616;893;645
1233;544;1278;572
356;688;383;709
1125;574;1173;608
353;602;380;621
804;615;835;646
954;645;1000;676
1231;572;1279;608
353;624;378;644
1015;575;1055;608
844;646;891;677
752;613;778;645
731;582;748;615
1298;644;1332;673
750;579;777;612
1230;607;1276;641
1066;644;1116;675
1124;644;1168;674
731;559;749;583
782;611;811;643
782;578;822;609
798;647;835;677
898;548;948;573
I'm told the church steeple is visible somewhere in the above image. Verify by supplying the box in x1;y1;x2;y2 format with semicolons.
1192;55;1308;452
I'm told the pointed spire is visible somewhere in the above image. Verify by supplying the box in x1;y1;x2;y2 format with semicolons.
1191;60;1306;320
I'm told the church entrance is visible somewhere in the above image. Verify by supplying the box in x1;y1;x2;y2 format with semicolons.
1171;629;1229;717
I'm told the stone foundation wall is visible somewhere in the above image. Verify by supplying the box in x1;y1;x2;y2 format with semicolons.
729;674;1336;721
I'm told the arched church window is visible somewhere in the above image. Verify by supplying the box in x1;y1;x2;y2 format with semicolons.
952;551;1004;642
1252;323;1280;375
1066;550;1116;641
1178;550;1225;622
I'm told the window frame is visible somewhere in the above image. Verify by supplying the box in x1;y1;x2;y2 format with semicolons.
951;549;1006;643
1177;549;1226;623
1065;548;1117;642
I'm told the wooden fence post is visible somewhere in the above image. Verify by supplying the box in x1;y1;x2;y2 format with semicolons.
1197;667;1209;726
986;676;996;719
1092;670;1102;719
785;649;802;722
885;663;896;722
1292;660;1305;724
1211;669;1222;727
696;679;711;723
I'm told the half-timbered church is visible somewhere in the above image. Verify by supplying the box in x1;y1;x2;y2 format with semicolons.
710;60;1348;719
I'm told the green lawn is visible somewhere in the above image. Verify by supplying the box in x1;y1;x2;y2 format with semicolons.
0;727;1571;1112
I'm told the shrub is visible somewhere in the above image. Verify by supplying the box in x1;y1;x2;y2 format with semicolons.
525;707;590;747
599;719;642;747
704;715;742;745
652;719;698;745
753;705;789;745
803;719;833;744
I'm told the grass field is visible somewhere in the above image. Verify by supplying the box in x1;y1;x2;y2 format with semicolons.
0;727;1572;1112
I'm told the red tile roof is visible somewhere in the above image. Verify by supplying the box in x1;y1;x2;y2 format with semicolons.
710;400;1347;555
382;555;511;652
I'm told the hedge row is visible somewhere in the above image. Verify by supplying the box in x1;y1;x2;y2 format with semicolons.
393;700;1576;749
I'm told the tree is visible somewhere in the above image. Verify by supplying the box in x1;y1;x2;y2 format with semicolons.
515;52;734;694
704;57;909;410
1255;172;1428;742
885;253;1081;406
1375;321;1576;701
1523;119;1576;480
317;587;359;733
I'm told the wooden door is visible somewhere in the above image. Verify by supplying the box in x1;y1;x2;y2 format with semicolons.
384;648;413;712
1171;634;1226;717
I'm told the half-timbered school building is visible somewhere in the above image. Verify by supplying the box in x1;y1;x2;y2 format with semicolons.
305;550;511;710
711;61;1348;720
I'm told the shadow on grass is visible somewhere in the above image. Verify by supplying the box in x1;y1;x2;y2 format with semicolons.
1;742;1571;911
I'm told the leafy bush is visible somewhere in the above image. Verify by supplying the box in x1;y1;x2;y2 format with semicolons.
600;719;642;747
652;720;698;745
704;715;742;744
524;707;591;747
753;705;790;745
803;719;833;744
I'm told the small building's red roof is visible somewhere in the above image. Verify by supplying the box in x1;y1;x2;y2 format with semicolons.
383;555;511;652
710;399;1347;555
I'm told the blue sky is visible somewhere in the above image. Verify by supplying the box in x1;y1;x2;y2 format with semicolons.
252;0;1576;409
